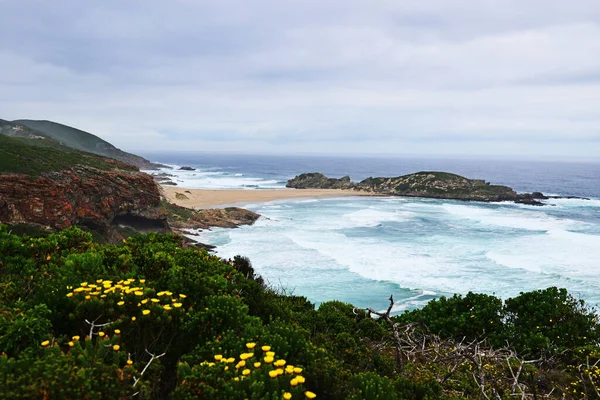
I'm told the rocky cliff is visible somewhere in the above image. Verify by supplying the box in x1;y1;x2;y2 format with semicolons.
287;171;545;204
0;165;167;242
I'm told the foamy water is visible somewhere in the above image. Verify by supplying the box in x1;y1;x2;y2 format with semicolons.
193;196;600;312
144;156;600;312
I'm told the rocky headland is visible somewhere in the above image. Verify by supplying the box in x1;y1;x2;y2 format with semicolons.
287;172;565;205
0;123;260;245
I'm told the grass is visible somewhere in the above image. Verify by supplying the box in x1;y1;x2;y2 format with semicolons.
0;135;137;176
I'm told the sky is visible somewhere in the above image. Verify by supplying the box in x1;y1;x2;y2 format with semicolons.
2;0;600;160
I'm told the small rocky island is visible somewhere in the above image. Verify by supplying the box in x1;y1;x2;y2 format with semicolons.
287;172;553;205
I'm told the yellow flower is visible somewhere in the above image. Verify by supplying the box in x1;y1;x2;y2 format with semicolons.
262;345;271;352
276;368;284;376
240;353;254;360
100;294;107;298
139;279;146;284
131;316;136;321
81;282;88;287
266;351;275;357
96;279;103;283
290;378;298;386
74;287;84;293
254;362;261;368
214;354;223;361
72;335;80;341
41;340;50;347
46;255;51;261
235;360;246;369
127;359;133;365
157;291;166;296
283;393;292;400
66;293;73;297
151;298;159;303
134;291;144;296
68;341;74;347
141;299;149;304
85;295;91;300
117;301;125;306
114;329;121;335
98;331;105;337
296;376;306;384
173;303;182;308
179;294;187;298
242;369;251;376
142;309;150;315
113;345;120;351
274;359;286;367
305;391;316;399
293;367;303;374
286;366;294;374
163;305;172;311
264;356;274;363
226;357;235;363
269;370;279;378
165;291;173;296
234;377;239;381
246;342;256;349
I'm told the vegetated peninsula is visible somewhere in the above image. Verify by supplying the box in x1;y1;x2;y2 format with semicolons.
0;119;259;244
287;172;568;205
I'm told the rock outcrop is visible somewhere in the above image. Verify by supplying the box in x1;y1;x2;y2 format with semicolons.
163;201;260;231
287;171;538;204
0;165;168;242
286;173;354;189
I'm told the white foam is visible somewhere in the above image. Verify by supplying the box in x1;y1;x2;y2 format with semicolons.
340;208;415;228
544;198;600;208
487;229;600;278
201;196;600;308
146;165;285;190
442;203;580;231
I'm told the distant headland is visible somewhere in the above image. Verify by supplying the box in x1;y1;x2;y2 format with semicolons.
287;172;588;205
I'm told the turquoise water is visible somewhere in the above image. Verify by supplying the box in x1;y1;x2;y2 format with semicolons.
143;154;600;312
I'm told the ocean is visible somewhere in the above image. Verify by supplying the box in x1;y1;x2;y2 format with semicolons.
143;153;600;312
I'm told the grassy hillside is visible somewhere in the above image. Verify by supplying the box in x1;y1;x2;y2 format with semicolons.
0;134;137;176
15;119;154;167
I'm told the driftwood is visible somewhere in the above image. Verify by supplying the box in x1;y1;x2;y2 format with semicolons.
356;296;566;399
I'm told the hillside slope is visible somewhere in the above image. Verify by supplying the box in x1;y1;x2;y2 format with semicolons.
0;119;163;169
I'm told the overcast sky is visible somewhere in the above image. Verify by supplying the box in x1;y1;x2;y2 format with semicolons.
2;1;600;160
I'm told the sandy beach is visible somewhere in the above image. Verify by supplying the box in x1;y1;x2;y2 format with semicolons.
161;185;372;208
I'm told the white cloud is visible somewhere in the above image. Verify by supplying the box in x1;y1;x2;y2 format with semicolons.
1;0;599;159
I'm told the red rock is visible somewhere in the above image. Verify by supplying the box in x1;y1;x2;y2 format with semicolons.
0;165;166;236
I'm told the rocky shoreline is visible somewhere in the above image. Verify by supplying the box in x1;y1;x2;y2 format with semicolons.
287;172;588;206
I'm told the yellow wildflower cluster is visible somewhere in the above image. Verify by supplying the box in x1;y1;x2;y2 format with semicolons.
41;330;137;370
201;342;316;399
65;278;187;316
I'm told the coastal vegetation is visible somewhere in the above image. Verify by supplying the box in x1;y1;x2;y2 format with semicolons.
0;225;598;399
0;118;162;169
0;134;138;177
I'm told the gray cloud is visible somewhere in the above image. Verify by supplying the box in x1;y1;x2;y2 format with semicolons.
1;0;600;159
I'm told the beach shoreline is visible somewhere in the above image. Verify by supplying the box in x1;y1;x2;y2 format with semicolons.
160;185;376;208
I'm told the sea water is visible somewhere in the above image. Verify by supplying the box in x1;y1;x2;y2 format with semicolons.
143;153;600;312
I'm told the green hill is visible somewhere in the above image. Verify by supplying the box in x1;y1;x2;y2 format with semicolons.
0;119;162;169
0;134;138;176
